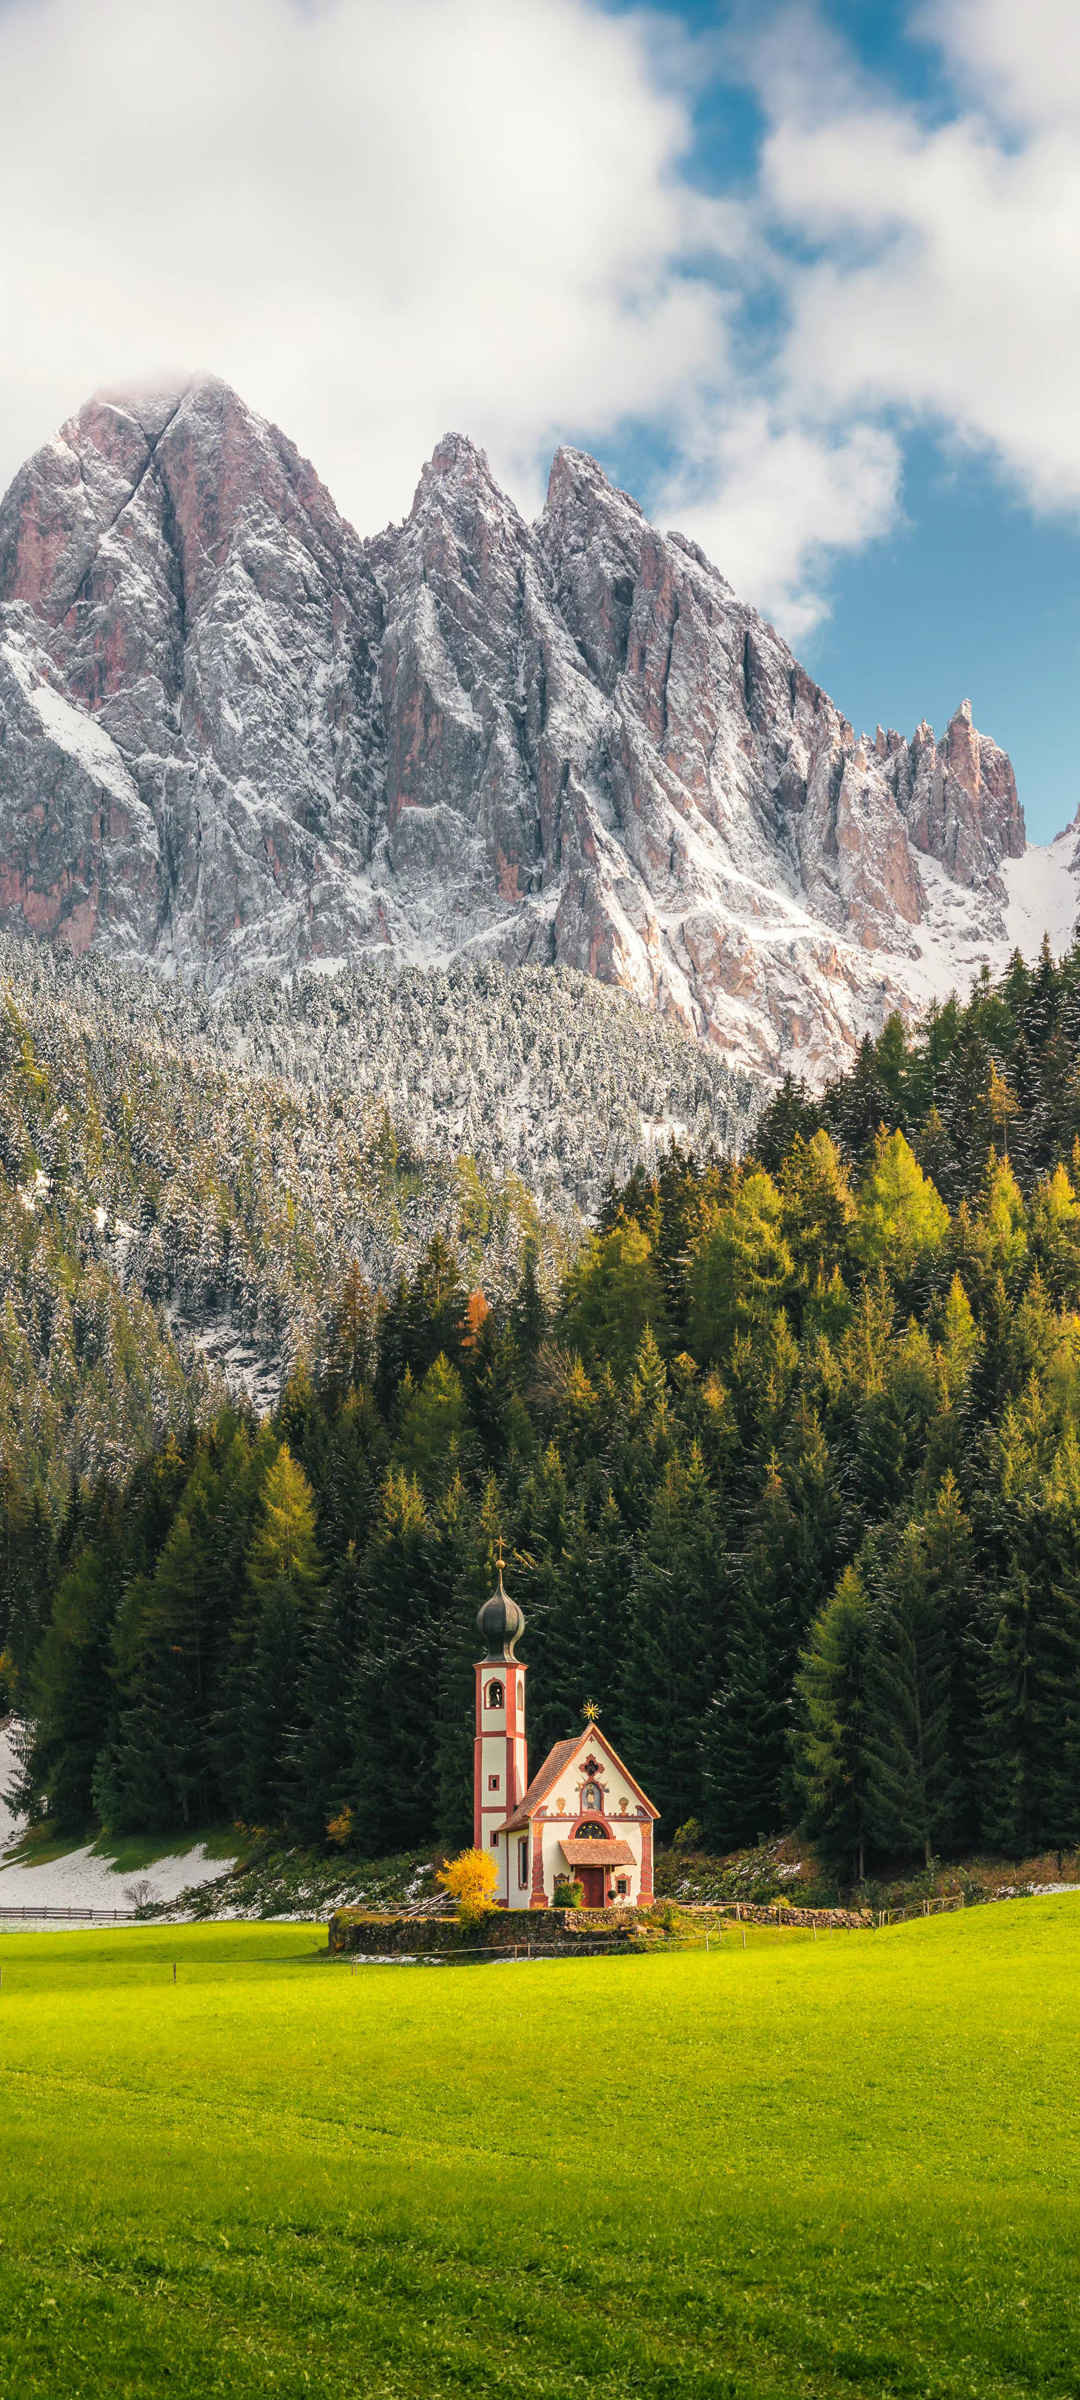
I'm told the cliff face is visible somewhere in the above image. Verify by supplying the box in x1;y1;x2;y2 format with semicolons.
0;378;1031;1075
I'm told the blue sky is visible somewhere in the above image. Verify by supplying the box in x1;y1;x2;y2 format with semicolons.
580;0;1080;839
0;0;1076;838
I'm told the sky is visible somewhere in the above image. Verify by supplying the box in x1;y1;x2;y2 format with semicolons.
0;0;1077;836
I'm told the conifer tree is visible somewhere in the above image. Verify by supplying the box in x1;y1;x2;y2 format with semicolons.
620;1444;722;1828
432;1474;501;1853
287;1540;369;1844
973;1433;1080;1855
394;1353;473;1490
855;1131;949;1279
239;1444;323;1824
510;1241;547;1366
793;1564;874;1882
19;1525;120;1828
688;1169;794;1363
864;1521;957;1865
349;1469;439;1854
562;1219;668;1372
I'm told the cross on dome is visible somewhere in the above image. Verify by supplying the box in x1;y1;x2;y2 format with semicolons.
476;1544;525;1659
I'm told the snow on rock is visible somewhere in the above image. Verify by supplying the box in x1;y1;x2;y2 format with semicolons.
26;676;142;812
0;375;1066;1079
1004;829;1080;960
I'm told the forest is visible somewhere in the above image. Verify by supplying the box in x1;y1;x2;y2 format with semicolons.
5;933;1080;1884
0;934;753;1514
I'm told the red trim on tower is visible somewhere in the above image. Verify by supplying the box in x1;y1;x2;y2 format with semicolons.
472;1685;483;1849
639;1819;654;1905
530;1814;549;1908
475;1654;529;1848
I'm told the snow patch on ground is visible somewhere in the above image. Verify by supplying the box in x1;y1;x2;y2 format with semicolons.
0;1722;235;1919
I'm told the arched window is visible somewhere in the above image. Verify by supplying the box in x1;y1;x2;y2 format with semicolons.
486;1679;504;1709
581;1779;603;1813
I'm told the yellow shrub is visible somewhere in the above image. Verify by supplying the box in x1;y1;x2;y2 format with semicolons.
436;1847;498;1924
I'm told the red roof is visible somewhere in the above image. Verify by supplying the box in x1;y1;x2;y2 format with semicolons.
502;1736;582;1830
559;1837;636;1867
502;1725;659;1829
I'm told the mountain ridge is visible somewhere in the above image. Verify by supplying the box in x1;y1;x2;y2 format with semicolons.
0;375;1073;1076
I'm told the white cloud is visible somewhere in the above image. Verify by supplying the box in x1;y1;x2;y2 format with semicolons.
1;0;1078;652
923;0;1080;132
0;0;741;532
660;409;901;641
752;2;1080;518
0;0;902;640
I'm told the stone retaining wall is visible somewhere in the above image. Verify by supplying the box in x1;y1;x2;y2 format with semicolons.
327;1906;640;1955
710;1902;873;1930
327;1898;871;1954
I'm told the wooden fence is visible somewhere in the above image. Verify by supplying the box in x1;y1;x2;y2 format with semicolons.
0;1904;137;1922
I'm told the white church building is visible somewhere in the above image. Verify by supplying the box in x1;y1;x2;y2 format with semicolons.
472;1568;659;1909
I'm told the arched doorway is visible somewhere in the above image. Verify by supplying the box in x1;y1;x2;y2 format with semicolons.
572;1819;611;1909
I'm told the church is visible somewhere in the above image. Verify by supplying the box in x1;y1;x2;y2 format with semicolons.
473;1566;659;1910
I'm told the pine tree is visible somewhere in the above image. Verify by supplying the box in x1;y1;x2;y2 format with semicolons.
563;1219;668;1372
239;1444;323;1825
394;1353;473;1490
432;1475;501;1854
793;1564;874;1882
864;1522;957;1865
778;1130;855;1296
510;1241;547;1366
855;1131;949;1279
95;1421;261;1831
349;1469;440;1854
973;1433;1080;1855
620;1444;722;1828
19;1526;120;1828
687;1169;794;1363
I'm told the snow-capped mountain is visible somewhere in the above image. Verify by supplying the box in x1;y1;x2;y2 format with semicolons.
0;377;1074;1077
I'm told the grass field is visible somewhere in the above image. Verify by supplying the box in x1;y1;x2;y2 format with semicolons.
1;1902;1078;2398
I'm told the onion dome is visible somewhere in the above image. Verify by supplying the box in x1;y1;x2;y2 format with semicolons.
476;1559;525;1659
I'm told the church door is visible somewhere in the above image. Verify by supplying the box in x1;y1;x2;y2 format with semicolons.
579;1862;606;1908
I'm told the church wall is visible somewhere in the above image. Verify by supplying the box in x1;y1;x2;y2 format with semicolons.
530;1815;645;1910
504;1731;654;1910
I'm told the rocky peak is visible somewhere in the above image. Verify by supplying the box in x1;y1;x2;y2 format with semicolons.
0;380;1044;1077
540;446;652;695
403;429;529;573
420;430;498;488
544;443;644;529
886;698;1024;888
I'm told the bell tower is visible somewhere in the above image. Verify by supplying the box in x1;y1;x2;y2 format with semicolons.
473;1552;528;1887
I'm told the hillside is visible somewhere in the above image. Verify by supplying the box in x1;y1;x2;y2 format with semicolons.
756;931;1080;1199
9;927;1080;1878
0;935;581;1537
0;922;755;1676
1;378;1072;1077
44;940;752;1215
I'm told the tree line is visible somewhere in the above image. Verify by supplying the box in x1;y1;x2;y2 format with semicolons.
7;931;1080;1882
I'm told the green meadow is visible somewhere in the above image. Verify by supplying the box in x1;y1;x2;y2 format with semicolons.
1;1903;1078;2399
